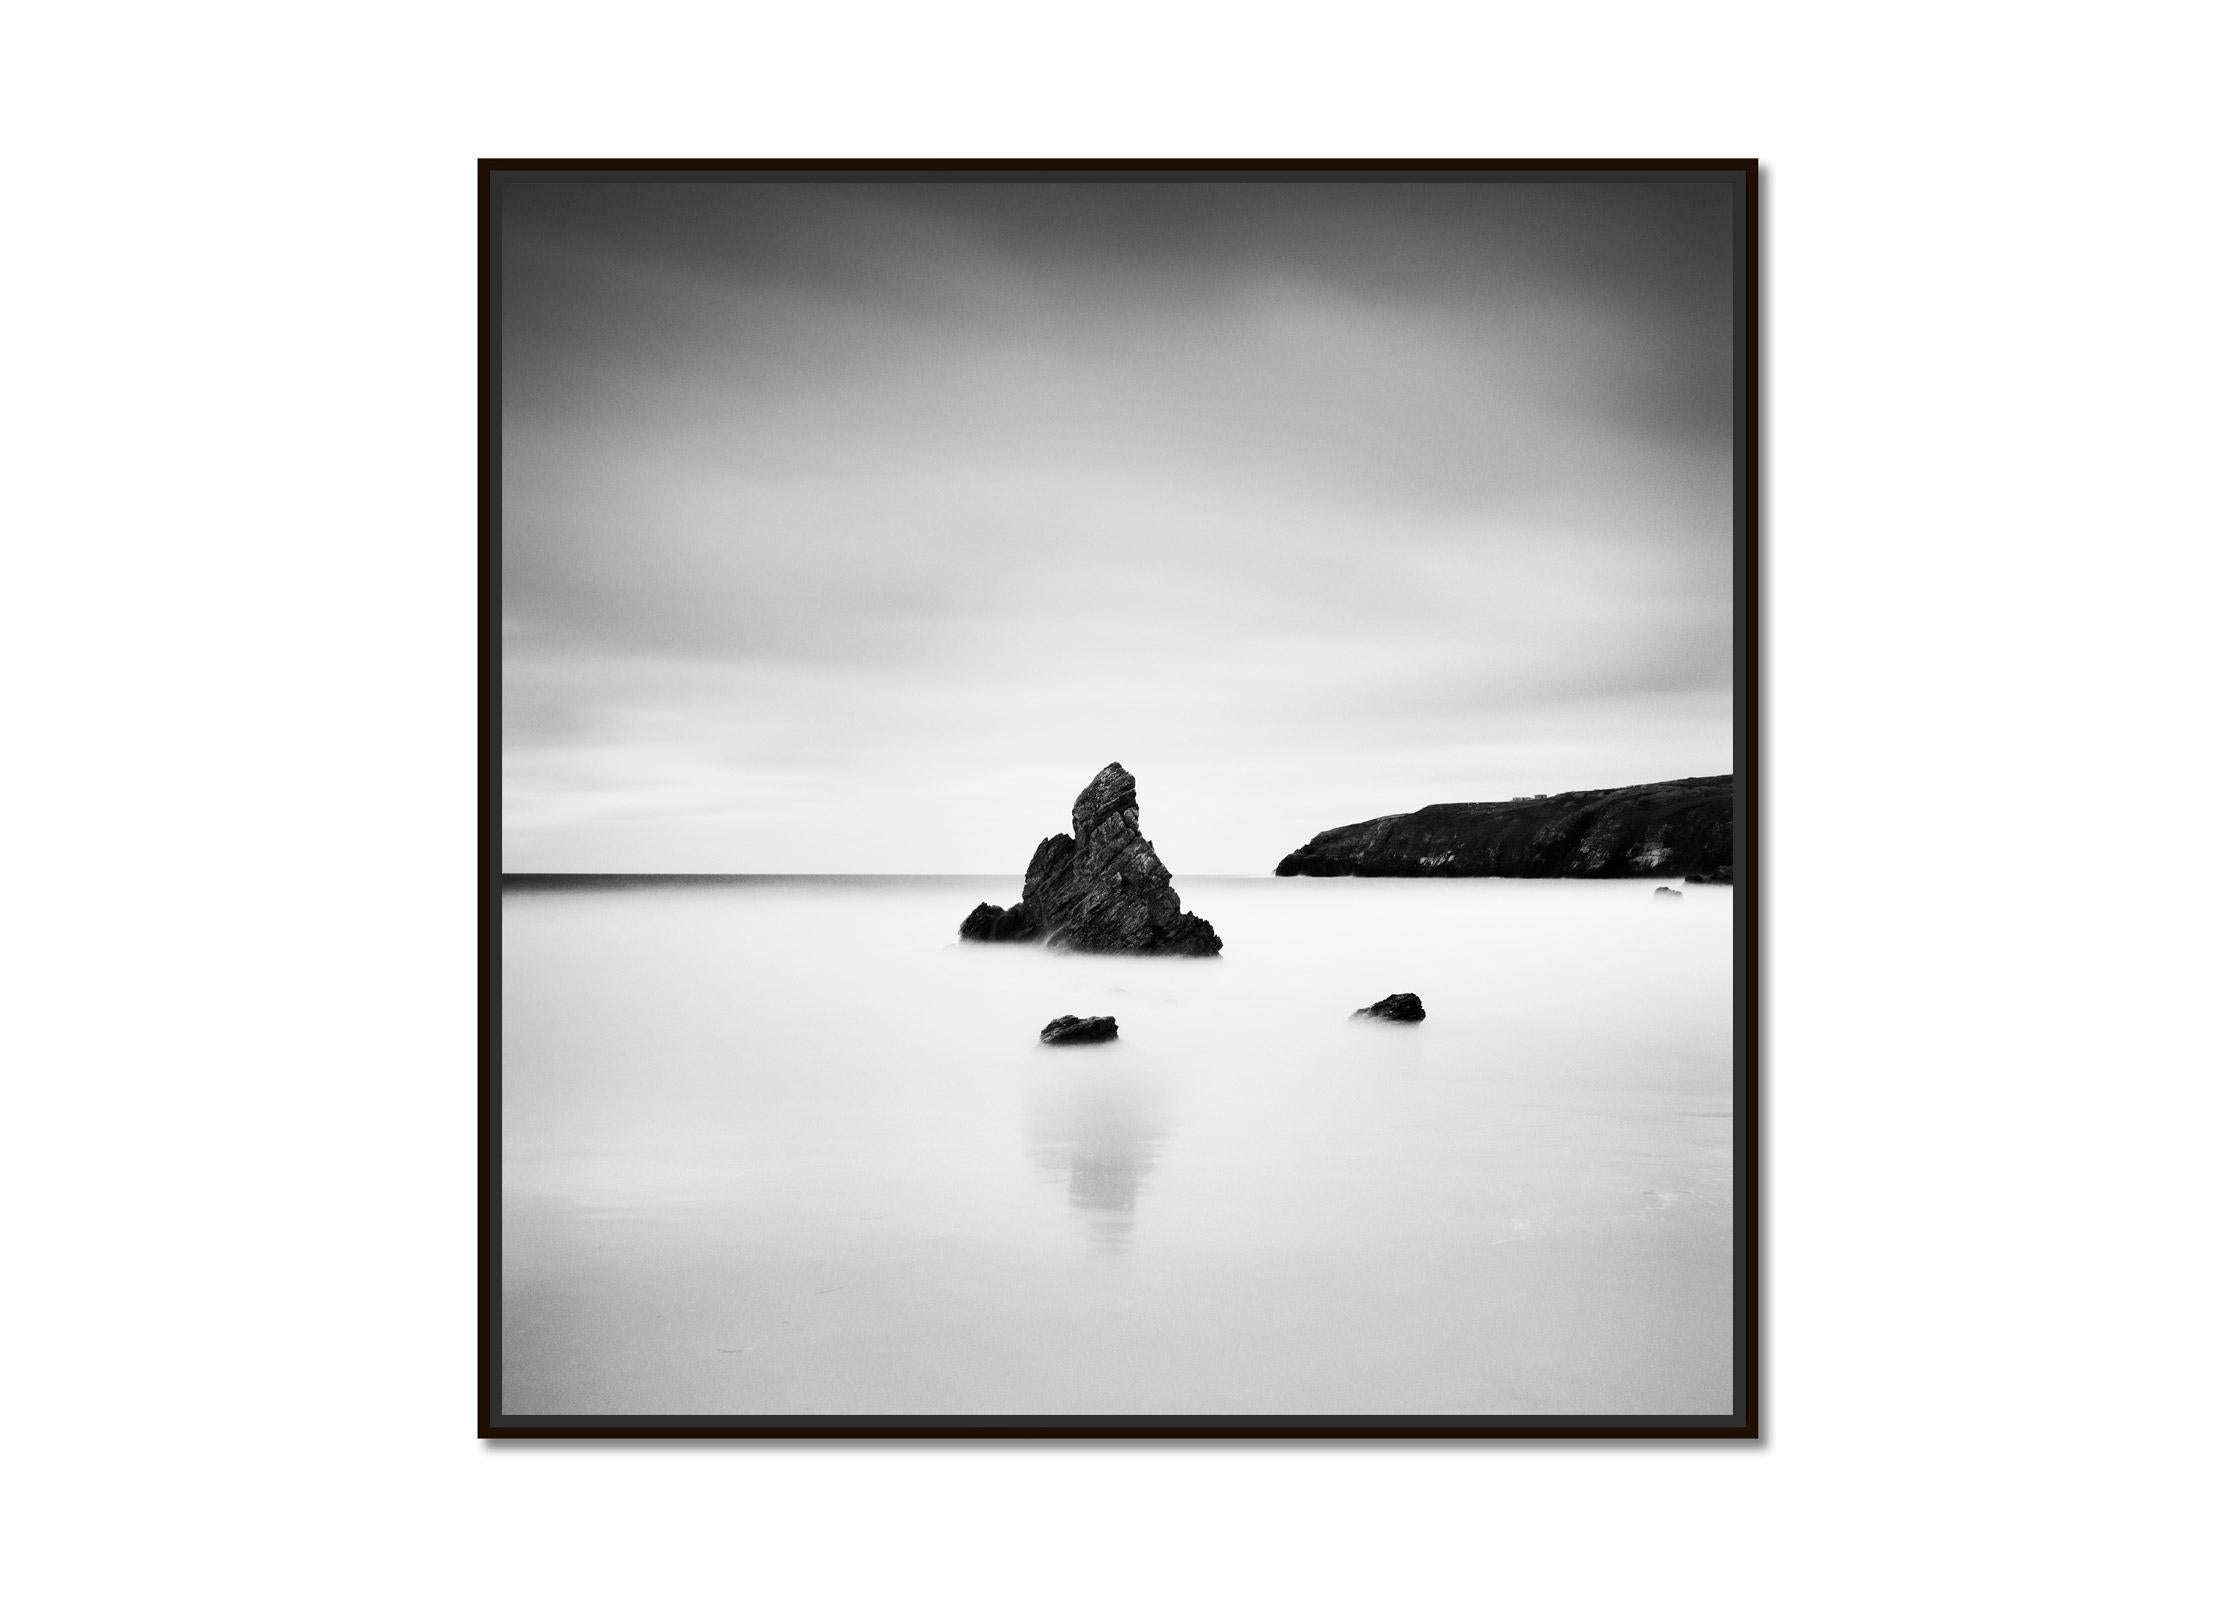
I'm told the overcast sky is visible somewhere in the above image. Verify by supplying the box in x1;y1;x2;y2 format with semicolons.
499;176;1735;873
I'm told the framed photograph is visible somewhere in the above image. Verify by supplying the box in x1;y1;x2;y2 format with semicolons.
482;159;1758;1439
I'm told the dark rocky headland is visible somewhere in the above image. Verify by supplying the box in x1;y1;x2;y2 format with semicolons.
1274;774;1734;880
960;763;1223;956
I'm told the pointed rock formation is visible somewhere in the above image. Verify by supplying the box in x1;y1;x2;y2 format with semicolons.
958;763;1223;956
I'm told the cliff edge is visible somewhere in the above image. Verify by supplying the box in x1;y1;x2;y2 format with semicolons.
1273;775;1734;880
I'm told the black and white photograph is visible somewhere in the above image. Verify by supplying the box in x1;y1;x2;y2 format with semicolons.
487;163;1755;1433
15;2;2240;1592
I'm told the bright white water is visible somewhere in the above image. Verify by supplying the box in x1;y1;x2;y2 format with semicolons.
501;875;1734;1417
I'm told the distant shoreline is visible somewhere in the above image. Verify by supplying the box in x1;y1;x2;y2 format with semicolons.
498;872;1729;889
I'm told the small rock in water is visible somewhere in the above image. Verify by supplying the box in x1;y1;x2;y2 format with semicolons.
959;901;1042;942
1353;993;1425;1023
1655;886;1683;899
959;902;1004;939
1040;1014;1119;1045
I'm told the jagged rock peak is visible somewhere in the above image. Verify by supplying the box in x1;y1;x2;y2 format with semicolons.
1071;762;1141;838
957;763;1222;957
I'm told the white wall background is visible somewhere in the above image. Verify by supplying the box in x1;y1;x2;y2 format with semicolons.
4;3;2233;1595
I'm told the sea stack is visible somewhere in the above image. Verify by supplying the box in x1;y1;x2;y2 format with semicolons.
959;763;1223;956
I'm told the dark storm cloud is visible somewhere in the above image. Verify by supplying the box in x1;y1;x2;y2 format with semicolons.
499;177;1735;870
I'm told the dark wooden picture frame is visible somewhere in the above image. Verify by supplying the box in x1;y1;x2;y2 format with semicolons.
480;158;1759;1440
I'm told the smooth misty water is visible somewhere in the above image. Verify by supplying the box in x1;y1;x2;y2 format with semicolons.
501;875;1734;1417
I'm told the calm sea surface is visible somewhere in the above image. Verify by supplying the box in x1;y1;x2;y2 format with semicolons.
501;875;1734;1416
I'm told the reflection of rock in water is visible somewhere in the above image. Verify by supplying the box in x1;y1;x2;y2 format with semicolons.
1026;1062;1170;1250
